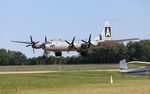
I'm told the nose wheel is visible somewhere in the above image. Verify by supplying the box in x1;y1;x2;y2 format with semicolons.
79;51;88;57
43;51;50;58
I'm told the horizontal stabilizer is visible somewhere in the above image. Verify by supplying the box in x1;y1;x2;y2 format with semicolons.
128;61;150;65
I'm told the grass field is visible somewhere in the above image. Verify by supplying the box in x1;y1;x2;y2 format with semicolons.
0;64;149;94
0;71;150;94
0;64;118;72
0;64;140;72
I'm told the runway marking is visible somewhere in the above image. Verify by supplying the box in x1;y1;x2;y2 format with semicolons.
0;71;57;74
0;69;118;74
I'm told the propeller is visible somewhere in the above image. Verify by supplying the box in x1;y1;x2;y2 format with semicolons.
26;35;39;53
65;37;78;52
40;36;48;55
41;36;48;47
82;34;95;48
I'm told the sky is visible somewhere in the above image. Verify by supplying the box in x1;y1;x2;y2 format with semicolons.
0;0;150;58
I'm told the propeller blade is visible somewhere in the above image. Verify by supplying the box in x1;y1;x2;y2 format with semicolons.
67;47;71;53
74;46;78;51
30;35;33;43
88;34;91;48
82;34;95;48
26;44;31;47
91;43;95;46
72;37;75;44
65;40;71;45
29;35;38;53
40;36;47;48
81;40;88;43
65;36;78;52
88;34;91;42
35;41;39;44
33;48;35;53
71;37;78;51
65;40;71;53
45;36;47;43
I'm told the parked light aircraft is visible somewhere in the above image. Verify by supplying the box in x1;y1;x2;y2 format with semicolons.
11;21;139;57
120;59;150;75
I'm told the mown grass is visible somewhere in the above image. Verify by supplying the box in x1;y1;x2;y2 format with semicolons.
0;64;118;72
0;64;140;72
0;71;150;94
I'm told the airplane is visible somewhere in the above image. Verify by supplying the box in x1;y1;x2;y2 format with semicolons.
119;59;150;75
11;21;139;57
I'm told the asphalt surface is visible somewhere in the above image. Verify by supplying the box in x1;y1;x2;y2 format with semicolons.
0;69;118;74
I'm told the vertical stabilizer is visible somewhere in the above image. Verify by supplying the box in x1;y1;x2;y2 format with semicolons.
120;59;128;72
101;21;112;40
94;21;112;41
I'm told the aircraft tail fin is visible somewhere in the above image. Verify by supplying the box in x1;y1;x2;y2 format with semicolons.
119;59;128;72
94;21;112;41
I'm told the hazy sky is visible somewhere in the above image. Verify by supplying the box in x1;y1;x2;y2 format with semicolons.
0;0;150;57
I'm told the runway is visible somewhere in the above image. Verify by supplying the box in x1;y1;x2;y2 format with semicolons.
0;69;118;74
0;71;58;74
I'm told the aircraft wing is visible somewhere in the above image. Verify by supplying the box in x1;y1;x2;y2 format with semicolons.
128;61;150;65
11;41;32;44
101;38;139;44
97;38;139;46
111;38;139;42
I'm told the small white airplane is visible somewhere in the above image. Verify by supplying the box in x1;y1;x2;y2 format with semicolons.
120;59;150;75
11;21;139;57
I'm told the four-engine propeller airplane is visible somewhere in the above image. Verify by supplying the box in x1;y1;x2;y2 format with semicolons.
11;21;139;57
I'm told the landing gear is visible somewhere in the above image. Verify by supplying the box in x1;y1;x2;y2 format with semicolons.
43;51;50;58
55;52;62;57
42;51;62;58
79;51;88;57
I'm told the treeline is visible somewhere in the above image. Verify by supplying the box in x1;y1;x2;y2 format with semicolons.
0;40;150;65
0;49;28;65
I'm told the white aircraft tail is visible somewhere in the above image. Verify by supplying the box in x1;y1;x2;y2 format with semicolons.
94;21;112;41
119;59;128;72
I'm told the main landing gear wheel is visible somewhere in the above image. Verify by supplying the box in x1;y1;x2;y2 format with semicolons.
55;52;62;57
